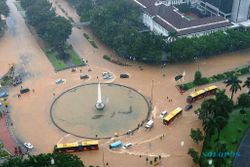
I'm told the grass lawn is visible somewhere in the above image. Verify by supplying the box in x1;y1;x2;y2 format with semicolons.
65;48;83;66
43;48;66;71
179;65;250;91
43;46;84;71
201;108;250;166
83;33;98;48
0;149;9;158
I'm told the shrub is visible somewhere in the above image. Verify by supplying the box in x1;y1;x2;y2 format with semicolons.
103;55;111;61
240;109;246;115
242;118;248;124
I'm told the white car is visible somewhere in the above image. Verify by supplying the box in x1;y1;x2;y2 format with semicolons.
103;75;112;80
160;111;168;118
55;79;65;84
24;142;34;149
122;143;133;149
102;72;110;76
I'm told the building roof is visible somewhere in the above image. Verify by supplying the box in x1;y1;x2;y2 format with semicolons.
137;1;233;36
134;0;157;8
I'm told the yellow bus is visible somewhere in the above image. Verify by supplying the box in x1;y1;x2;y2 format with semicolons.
186;85;218;103
54;140;99;153
163;107;183;125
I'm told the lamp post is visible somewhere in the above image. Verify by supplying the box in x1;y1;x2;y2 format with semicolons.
102;144;105;167
194;56;200;71
150;80;154;104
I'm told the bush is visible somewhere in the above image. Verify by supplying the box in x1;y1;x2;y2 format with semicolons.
242;118;248;124
194;77;209;86
240;109;246;115
103;55;111;61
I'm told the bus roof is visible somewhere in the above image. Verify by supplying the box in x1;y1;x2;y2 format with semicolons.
55;140;99;149
56;142;79;149
164;107;182;122
80;140;99;146
204;85;217;91
189;89;206;98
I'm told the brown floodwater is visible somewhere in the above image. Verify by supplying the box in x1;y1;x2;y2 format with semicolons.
51;83;149;138
1;0;250;166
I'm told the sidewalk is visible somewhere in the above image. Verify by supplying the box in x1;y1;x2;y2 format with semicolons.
0;113;17;155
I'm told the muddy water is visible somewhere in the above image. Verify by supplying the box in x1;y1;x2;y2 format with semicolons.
51;83;149;138
0;0;250;166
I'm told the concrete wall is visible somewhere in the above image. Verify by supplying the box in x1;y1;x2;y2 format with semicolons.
231;0;250;22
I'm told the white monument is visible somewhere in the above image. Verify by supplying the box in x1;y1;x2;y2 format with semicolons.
95;82;105;110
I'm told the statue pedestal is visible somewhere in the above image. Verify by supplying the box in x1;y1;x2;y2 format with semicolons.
95;102;105;110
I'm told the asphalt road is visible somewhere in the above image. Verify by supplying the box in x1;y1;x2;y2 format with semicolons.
233;128;250;167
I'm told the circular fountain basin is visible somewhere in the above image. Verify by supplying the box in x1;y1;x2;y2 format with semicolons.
50;83;150;138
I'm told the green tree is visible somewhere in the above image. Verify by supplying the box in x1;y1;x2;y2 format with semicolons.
194;71;202;84
0;153;85;167
167;31;177;42
225;75;242;100
0;0;9;16
214;116;227;141
238;93;250;108
187;148;200;164
243;77;250;94
190;128;204;144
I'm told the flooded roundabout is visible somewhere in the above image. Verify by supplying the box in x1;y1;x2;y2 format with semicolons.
50;83;150;139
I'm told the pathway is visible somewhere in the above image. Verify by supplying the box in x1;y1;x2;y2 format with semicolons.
0;113;17;155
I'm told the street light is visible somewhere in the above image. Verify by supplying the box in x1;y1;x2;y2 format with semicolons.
102;144;105;167
150;80;154;103
194;56;200;71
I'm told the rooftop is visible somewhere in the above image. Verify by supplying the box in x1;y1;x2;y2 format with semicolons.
134;0;233;36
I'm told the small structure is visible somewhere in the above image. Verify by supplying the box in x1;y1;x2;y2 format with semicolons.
95;82;105;110
109;140;122;149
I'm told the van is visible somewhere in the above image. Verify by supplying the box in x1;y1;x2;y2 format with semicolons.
160;111;168;118
123;143;132;149
145;120;154;128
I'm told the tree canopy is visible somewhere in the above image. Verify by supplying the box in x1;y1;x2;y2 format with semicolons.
0;153;85;167
0;0;9;16
20;0;72;52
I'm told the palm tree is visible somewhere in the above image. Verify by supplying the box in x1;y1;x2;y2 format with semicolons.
225;75;242;100
215;116;227;141
243;77;250;94
202;117;216;138
167;31;177;42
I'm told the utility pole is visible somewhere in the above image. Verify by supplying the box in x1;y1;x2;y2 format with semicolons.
102;144;105;167
151;80;154;104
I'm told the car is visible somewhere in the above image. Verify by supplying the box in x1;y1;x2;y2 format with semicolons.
0;92;8;98
24;142;34;149
102;72;110;76
145;120;154;129
120;73;129;78
103;74;112;80
80;74;89;79
122;143;133;149
160;110;168;118
20;88;30;94
55;79;65;84
184;104;193;111
223;79;229;84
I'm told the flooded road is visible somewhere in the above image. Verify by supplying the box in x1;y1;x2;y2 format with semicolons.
0;0;250;166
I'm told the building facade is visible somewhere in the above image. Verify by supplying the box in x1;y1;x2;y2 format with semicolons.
135;0;233;39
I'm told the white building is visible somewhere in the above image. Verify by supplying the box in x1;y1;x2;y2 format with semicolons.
135;0;233;38
231;0;250;22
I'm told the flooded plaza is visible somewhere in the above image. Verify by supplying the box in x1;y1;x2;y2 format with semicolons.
51;83;150;138
0;0;250;166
